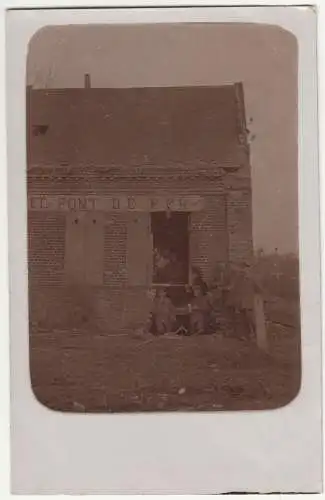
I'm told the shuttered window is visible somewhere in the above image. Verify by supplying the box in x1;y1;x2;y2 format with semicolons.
127;213;153;286
64;212;105;286
84;212;105;286
64;213;86;285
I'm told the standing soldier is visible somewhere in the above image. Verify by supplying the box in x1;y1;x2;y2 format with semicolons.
227;260;267;349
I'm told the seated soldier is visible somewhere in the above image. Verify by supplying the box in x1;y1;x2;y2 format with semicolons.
189;285;210;335
152;288;176;335
191;266;209;295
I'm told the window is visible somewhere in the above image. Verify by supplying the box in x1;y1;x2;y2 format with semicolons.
127;213;152;286
151;212;189;285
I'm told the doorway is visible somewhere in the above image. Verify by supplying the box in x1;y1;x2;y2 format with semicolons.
151;212;189;285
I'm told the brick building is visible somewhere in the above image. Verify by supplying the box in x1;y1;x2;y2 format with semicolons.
27;81;253;332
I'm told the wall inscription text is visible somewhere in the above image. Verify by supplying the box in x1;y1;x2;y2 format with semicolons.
28;195;204;212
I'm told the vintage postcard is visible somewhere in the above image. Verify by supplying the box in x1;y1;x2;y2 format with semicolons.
8;6;322;494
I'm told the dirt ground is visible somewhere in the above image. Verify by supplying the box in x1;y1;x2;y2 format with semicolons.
30;320;301;413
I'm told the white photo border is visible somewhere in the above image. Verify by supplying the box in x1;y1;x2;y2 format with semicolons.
6;6;322;494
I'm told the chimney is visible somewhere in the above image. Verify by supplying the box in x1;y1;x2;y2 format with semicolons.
84;73;91;89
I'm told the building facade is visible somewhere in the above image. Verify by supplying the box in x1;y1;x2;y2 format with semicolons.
27;83;253;332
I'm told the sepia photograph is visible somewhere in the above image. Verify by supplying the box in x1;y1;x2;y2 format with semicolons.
26;22;301;413
7;5;322;494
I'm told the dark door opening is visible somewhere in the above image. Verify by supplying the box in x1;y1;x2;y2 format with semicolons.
151;212;189;285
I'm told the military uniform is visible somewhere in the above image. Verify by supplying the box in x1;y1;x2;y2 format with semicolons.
227;263;262;339
189;294;210;334
152;295;176;334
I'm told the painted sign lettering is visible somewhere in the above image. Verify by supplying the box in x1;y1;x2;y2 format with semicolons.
28;195;204;212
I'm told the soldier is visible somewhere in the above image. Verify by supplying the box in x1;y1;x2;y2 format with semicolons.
191;266;209;295
227;260;266;342
189;285;210;335
152;288;176;335
227;261;256;340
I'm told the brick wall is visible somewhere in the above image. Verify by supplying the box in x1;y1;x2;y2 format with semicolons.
95;287;151;331
190;195;228;282
28;212;65;286
227;189;253;262
103;213;127;286
28;175;253;332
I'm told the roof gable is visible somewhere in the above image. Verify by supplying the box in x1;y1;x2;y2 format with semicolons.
27;85;246;167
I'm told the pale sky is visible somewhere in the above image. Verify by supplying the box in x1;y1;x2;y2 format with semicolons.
27;23;298;254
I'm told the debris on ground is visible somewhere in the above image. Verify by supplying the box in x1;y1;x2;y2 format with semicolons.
132;338;154;350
